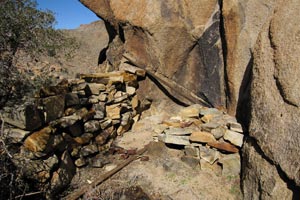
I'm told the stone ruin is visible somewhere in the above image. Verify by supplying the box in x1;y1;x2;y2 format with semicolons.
1;66;150;197
1;66;244;198
155;104;243;175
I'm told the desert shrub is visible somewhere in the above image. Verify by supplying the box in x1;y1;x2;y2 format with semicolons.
0;0;78;108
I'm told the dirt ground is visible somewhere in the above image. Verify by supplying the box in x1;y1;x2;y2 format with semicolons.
67;102;242;200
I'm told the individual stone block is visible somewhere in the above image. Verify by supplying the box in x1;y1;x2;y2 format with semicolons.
199;146;220;164
211;126;226;140
50;151;76;195
121;112;132;126
74;133;94;145
164;127;193;136
52;115;80;128
84;83;106;96
95;127;113;145
106;104;121;119
6;128;30;143
207;141;239;153
39;85;69;98
181;155;200;168
126;85;136;96
100;119;112;129
42;95;65;123
88;95;99;104
65;93;80;107
184;146;199;157
201;122;221;131
178;104;203;118
190;131;216;143
23;126;53;152
158;134;190;146
131;95;140;111
98;93;107;102
227;122;243;133
84;120;101;133
75;157;87;167
117;123;131;135
71;80;86;91
218;153;241;176
80;144;99;157
67;121;84;137
224;130;244;147
113;91;128;103
64;108;77;116
119;63;146;77
4;104;44;131
199;107;223;116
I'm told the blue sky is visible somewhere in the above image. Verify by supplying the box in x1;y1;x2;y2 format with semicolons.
36;0;100;29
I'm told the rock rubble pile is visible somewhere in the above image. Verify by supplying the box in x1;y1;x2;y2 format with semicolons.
1;67;150;196
156;104;244;176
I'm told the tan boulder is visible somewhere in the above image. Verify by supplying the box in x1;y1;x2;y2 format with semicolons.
24;126;53;152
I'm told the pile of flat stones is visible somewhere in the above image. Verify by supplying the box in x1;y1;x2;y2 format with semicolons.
1;67;149;196
156;104;243;176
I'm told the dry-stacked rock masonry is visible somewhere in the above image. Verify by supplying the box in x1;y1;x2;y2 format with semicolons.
157;104;243;176
2;67;150;196
1;68;244;197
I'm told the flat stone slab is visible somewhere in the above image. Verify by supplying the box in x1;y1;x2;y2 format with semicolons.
207;141;239;153
190;131;216;143
158;134;190;146
224;130;244;147
164;127;193;136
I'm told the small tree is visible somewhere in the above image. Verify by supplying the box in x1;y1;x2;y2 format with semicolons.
0;0;77;108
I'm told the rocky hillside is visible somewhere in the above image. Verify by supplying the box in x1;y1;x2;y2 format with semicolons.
80;0;300;199
16;20;109;80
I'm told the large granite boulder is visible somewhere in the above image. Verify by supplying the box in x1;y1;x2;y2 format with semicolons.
222;0;277;115
80;0;226;108
241;0;300;198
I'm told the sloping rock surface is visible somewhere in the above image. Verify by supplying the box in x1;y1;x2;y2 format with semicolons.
242;0;300;198
80;0;226;108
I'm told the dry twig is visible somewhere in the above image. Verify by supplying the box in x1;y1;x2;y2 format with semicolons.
0;113;12;158
65;143;149;200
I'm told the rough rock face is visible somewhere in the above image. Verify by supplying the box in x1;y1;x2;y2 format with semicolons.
242;0;300;198
222;0;277;115
80;0;226;108
80;0;300;198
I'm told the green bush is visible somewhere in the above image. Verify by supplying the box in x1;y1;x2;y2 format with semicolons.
0;0;78;108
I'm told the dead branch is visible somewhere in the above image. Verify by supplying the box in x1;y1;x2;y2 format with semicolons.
65;143;149;200
0;113;12;158
123;53;213;107
14;191;44;199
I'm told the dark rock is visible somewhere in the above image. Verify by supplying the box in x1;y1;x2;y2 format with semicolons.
74;133;94;145
65;93;80;107
75;157;87;167
42;95;65;123
39;85;69;98
67;121;84;137
13;154;58;183
84;83;106;96
50;151;76;196
80;144;99;157
3;104;44;131
84;120;101;133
